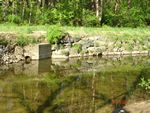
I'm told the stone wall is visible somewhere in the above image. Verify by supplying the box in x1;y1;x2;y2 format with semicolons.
0;32;150;64
51;36;150;59
0;43;51;64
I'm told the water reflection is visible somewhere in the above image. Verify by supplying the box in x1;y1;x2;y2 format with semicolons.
0;56;149;113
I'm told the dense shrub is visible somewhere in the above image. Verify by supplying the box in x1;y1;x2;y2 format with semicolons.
47;25;64;44
6;14;21;24
82;10;100;27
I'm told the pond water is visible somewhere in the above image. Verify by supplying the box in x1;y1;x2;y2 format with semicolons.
0;56;150;113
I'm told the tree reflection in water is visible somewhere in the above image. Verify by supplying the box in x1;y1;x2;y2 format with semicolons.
0;56;149;113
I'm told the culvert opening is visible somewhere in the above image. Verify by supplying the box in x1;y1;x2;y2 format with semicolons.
25;56;31;63
97;53;102;57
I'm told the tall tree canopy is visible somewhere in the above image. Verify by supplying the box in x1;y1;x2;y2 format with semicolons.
0;0;149;27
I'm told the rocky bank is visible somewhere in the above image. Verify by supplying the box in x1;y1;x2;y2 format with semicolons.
51;35;150;59
0;32;150;64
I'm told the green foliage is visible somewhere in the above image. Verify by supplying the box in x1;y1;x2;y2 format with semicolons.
139;78;150;94
103;0;149;27
0;0;149;27
73;44;82;53
125;7;145;27
47;25;64;44
26;28;33;34
0;39;8;45
16;35;37;46
35;9;50;24
6;14;21;24
82;10;100;27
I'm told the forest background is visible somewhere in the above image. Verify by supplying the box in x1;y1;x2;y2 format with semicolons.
0;0;149;27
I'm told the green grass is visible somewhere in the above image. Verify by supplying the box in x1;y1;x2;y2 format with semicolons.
0;23;150;41
16;35;38;46
0;23;48;34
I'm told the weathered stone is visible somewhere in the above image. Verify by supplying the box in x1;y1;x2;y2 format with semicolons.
52;54;69;59
52;49;69;59
87;47;103;56
9;59;13;64
5;44;16;53
0;48;3;53
102;52;122;56
132;51;140;55
57;33;74;46
106;42;114;52
14;46;24;61
51;44;58;51
140;51;149;54
69;48;80;57
102;52;108;56
114;52;122;55
122;51;132;55
94;40;106;47
87;47;96;56
0;33;150;63
78;38;94;48
113;48;119;52
73;37;81;42
2;54;9;62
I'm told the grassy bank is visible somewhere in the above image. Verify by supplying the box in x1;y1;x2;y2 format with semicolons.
0;24;150;48
0;24;150;37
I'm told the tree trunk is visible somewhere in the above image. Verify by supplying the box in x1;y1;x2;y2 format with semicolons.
95;0;103;24
115;0;119;13
42;0;45;8
99;0;103;24
22;0;26;20
95;0;99;17
2;0;9;21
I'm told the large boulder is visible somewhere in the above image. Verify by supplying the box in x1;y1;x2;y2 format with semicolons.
87;47;103;56
52;49;69;59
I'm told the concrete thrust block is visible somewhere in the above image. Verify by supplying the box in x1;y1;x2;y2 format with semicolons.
24;43;51;60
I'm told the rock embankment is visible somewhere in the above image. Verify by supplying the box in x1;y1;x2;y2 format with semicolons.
0;32;46;65
0;45;24;64
0;32;150;64
51;35;150;59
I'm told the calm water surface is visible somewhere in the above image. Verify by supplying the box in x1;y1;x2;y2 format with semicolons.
0;56;150;113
